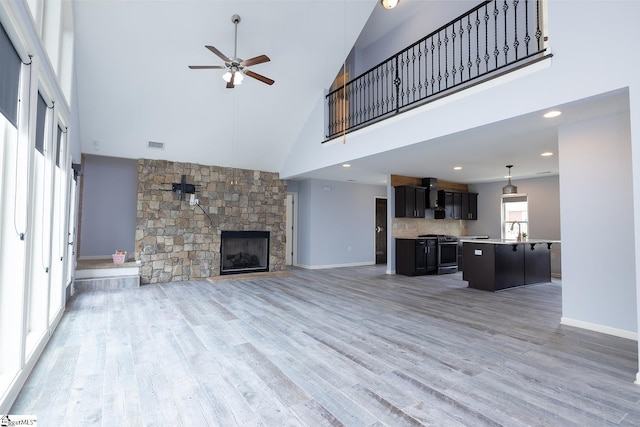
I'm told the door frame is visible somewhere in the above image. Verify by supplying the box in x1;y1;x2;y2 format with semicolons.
374;196;387;265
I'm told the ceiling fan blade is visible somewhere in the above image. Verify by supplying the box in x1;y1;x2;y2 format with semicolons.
244;70;275;86
188;65;225;69
205;45;230;63
242;55;270;67
226;72;235;89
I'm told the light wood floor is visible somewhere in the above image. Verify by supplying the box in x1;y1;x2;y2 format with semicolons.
11;266;640;426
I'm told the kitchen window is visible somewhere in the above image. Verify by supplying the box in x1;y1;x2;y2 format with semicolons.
502;194;528;240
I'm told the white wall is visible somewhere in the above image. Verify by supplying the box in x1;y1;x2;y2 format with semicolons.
353;1;477;76
281;1;640;340
469;175;562;276
294;179;386;268
80;155;138;258
559;112;636;336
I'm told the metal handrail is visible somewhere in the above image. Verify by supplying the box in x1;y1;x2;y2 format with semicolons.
325;0;549;140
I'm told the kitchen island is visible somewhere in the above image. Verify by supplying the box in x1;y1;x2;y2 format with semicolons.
460;239;559;291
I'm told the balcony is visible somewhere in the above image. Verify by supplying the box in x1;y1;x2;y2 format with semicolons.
325;0;551;140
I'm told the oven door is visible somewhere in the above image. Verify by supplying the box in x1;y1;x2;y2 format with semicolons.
438;241;458;273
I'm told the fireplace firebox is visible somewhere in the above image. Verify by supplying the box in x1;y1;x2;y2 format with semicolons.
220;231;270;275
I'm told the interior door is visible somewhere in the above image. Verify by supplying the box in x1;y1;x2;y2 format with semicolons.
285;193;295;265
375;197;387;264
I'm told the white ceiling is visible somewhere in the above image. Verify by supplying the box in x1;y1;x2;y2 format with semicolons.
73;1;629;187
73;0;377;172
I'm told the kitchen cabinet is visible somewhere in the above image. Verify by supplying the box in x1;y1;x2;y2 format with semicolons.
461;240;555;291
435;190;477;220
396;238;437;276
461;192;478;220
395;186;426;218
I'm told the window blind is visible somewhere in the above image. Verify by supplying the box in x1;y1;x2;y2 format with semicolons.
0;21;21;127
502;195;527;203
56;125;63;166
35;93;46;154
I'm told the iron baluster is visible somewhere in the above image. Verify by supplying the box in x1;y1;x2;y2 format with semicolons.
494;1;499;68
418;43;423;99
460;20;465;82
394;56;400;113
535;0;542;50
437;32;442;91
503;0;510;64
430;38;435;95
484;4;490;72
524;0;530;55
466;16;472;80
451;23;456;84
513;0;520;60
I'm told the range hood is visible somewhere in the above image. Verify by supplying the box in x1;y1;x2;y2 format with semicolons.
422;177;438;208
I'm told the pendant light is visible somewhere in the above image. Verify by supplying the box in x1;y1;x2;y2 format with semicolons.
502;165;518;194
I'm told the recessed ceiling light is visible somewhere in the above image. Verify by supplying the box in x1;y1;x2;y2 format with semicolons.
541;151;554;157
342;163;351;168
544;110;562;118
453;166;462;170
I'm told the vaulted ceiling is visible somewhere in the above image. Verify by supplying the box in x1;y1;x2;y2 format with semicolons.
73;1;627;186
73;0;377;172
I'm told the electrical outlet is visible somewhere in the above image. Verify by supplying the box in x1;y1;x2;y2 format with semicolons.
189;194;196;205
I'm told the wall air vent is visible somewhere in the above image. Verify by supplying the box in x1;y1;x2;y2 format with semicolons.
148;141;164;149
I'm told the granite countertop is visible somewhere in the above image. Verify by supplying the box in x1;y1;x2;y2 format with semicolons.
459;238;560;245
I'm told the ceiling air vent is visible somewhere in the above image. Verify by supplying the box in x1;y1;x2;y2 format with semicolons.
148;141;164;149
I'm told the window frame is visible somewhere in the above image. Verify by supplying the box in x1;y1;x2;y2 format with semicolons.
501;193;529;240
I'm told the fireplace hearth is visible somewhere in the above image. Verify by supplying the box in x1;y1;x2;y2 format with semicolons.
220;231;270;275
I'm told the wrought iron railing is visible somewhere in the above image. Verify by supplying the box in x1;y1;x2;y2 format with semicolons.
325;0;550;140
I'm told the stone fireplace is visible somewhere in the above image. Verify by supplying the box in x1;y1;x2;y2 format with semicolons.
136;159;286;284
220;231;270;275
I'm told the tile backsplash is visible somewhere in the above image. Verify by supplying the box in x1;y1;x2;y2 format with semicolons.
392;217;468;238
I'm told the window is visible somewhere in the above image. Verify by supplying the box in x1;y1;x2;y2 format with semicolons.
0;21;21;127
502;194;528;240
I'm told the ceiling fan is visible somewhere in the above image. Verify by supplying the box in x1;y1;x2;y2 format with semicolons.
189;14;275;89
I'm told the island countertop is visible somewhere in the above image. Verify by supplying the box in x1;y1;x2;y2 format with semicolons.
459;238;560;245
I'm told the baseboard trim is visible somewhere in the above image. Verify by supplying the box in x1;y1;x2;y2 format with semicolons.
296;261;375;270
560;317;637;341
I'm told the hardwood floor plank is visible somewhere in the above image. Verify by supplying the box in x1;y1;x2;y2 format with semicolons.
10;265;640;425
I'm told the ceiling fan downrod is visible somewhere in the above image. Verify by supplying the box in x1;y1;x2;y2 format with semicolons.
231;14;240;60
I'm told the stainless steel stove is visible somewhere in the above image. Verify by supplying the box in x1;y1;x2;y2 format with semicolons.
418;234;459;274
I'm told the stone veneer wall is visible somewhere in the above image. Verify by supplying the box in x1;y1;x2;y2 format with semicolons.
136;159;286;284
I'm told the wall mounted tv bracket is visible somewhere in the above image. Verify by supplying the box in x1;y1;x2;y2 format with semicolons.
168;175;198;200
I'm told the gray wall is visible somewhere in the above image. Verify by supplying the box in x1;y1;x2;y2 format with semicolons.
295;179;387;268
468;175;562;275
558;111;636;334
79;155;138;258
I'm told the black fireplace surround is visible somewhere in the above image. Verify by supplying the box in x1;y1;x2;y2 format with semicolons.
220;231;270;275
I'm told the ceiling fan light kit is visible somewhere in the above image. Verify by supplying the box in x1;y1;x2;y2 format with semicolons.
381;0;399;10
188;14;274;89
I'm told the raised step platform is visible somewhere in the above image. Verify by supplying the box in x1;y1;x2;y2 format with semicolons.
75;258;140;292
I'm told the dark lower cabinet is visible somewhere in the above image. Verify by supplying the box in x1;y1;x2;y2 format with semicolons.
524;243;551;284
462;241;552;291
396;238;437;276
